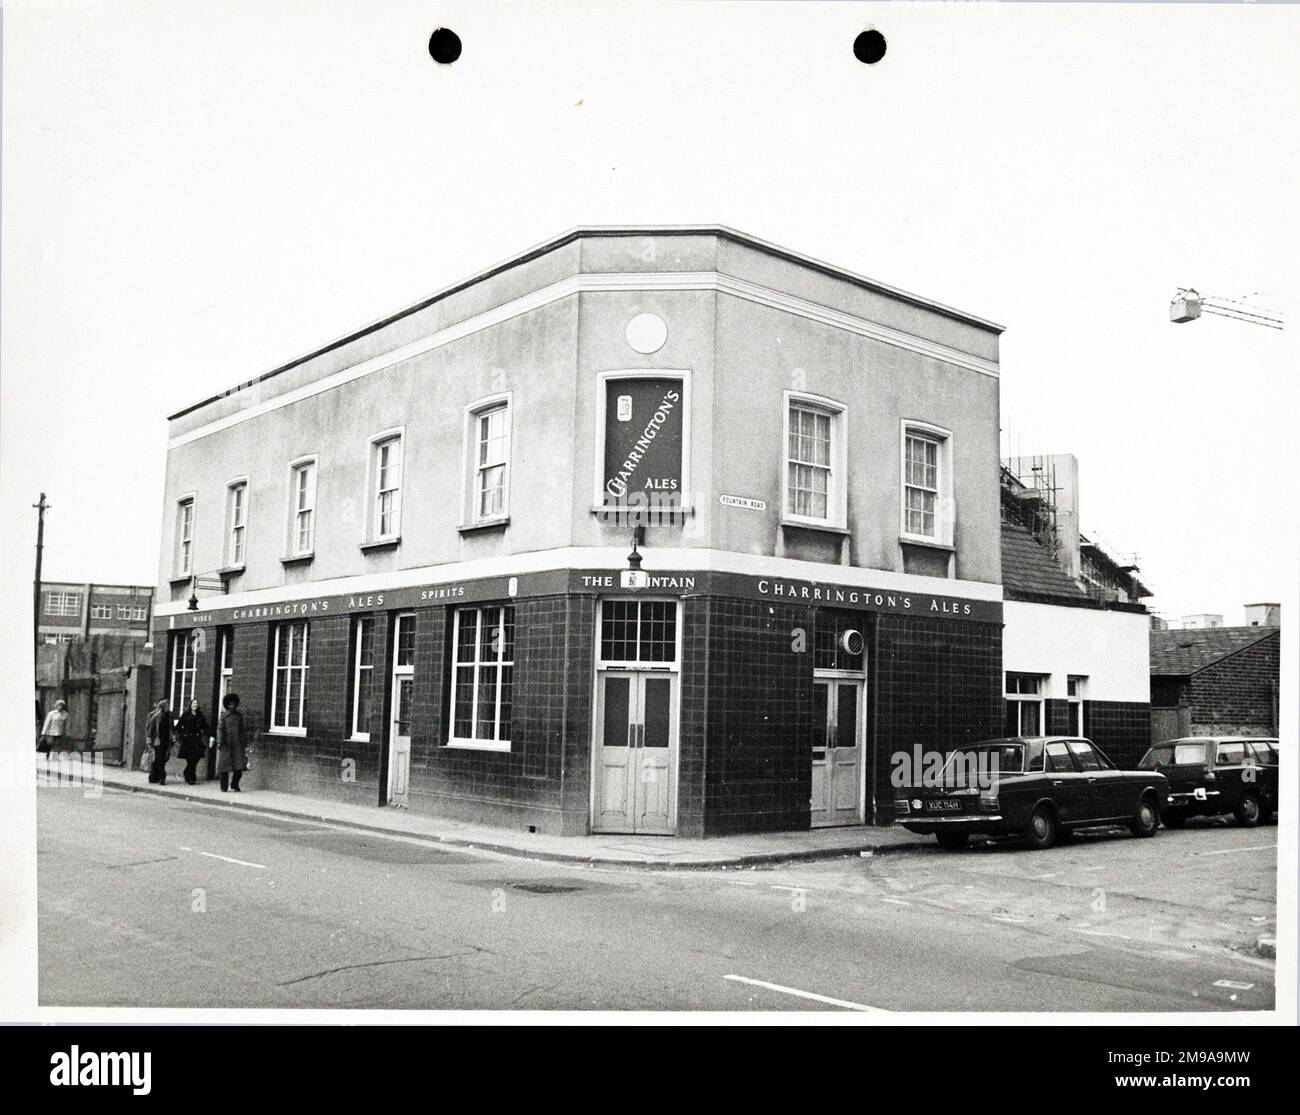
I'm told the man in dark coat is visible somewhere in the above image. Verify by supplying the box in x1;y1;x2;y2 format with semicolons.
147;699;173;784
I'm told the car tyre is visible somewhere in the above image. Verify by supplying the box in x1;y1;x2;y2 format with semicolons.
1161;808;1187;829
1129;794;1159;837
1024;806;1057;850
1234;792;1263;827
935;831;968;851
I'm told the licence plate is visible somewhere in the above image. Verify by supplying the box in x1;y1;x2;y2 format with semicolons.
927;799;962;812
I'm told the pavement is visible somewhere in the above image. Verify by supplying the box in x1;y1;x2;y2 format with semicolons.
87;761;921;868
35;784;1278;1011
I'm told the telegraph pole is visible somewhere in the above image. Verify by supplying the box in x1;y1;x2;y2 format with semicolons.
33;492;49;662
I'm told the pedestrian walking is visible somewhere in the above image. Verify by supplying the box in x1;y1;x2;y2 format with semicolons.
176;699;212;785
146;699;174;785
216;692;249;792
38;699;70;753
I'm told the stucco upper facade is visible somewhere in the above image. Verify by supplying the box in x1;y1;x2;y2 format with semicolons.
157;226;1004;608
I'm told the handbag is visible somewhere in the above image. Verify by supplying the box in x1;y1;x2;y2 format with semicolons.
37;734;51;753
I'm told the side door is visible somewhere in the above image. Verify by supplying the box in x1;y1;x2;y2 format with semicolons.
1075;739;1128;818
1064;739;1108;820
1213;740;1249;813
1043;741;1085;824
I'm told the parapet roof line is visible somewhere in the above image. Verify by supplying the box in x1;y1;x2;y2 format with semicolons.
166;224;1006;422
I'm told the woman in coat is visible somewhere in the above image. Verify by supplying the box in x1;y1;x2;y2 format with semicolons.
216;692;249;792
176;699;212;785
38;699;70;752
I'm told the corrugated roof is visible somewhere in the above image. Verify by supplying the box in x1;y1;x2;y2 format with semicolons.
1150;626;1280;677
1000;520;1090;603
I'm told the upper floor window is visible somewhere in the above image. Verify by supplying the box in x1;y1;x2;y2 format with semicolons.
44;591;82;617
369;432;403;540
227;480;248;566
288;458;317;556
131;605;148;621
783;393;846;528
116;604;130;620
176;497;195;575
90;603;113;620
466;399;510;524
900;422;953;544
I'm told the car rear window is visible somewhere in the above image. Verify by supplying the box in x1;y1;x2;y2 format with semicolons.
1139;746;1171;769
942;744;1024;783
1173;742;1208;765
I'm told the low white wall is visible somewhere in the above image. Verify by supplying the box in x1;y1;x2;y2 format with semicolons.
1003;600;1150;704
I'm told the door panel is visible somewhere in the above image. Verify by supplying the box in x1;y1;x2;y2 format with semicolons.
593;672;677;834
811;679;864;827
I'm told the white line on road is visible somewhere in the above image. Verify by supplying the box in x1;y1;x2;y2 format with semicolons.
724;974;885;1013
1071;926;1133;941
1193;844;1277;857
881;897;911;906
179;845;266;870
1213;979;1255;990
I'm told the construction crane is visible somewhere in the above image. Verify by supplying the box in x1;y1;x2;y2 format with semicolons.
1170;289;1284;330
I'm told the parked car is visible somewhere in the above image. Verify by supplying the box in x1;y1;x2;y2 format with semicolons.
1136;737;1278;828
895;736;1168;851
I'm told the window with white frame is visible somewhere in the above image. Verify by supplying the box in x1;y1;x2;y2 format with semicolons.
217;628;234;707
90;603;113;620
349;616;375;740
1005;673;1044;736
176;497;195;575
598;599;678;664
131;605;148;621
784;394;845;527
468;402;510;523
227;480;248;565
370;434;402;539
288;460;316;556
44;591;82;617
42;632;76;645
900;423;953;544
169;631;197;711
270;620;309;732
1067;675;1087;736
448;605;514;748
116;604;130;620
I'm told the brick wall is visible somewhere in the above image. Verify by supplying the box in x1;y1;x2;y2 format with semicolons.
874;614;1004;823
1189;634;1280;735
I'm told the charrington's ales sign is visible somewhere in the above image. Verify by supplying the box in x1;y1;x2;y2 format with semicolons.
602;376;684;504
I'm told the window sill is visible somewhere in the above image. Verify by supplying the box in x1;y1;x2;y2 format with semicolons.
347;733;372;744
781;519;850;536
266;727;307;737
589;504;695;518
280;552;314;567
899;535;955;552
444;738;512;753
359;537;400;553
216;563;245;576
168;574;193;587
458;517;510;535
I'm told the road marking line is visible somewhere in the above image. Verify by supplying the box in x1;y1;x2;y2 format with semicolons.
991;914;1028;923
728;880;759;887
881;897;911;906
1071;926;1132;941
1213;979;1255;990
1194;845;1277;857
179;845;266;870
724;974;884;1012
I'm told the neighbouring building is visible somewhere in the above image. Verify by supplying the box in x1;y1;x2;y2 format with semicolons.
1150;623;1281;742
38;580;153;645
153;225;1008;836
1244;602;1281;628
1179;614;1223;630
998;462;1152;768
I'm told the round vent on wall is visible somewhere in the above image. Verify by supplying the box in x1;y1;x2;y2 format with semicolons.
840;629;865;656
625;312;668;354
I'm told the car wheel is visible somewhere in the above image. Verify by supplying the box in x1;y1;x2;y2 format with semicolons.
1234;793;1263;827
1024;806;1057;850
1129;794;1159;837
935;831;969;851
1162;808;1186;829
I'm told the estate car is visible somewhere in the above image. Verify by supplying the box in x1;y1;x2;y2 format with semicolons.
895;736;1169;851
1137;737;1279;828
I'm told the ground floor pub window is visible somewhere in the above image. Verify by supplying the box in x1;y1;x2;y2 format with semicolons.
270;620;310;734
448;605;514;749
1005;673;1043;736
169;631;197;711
1067;675;1087;736
349;616;374;740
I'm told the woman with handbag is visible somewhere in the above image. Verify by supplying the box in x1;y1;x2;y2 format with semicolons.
38;699;69;753
176;699;212;785
216;692;249;792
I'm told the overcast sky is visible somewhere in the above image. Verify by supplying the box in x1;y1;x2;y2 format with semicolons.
3;0;1298;626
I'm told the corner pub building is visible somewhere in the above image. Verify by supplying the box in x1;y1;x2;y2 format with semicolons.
153;226;1007;837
